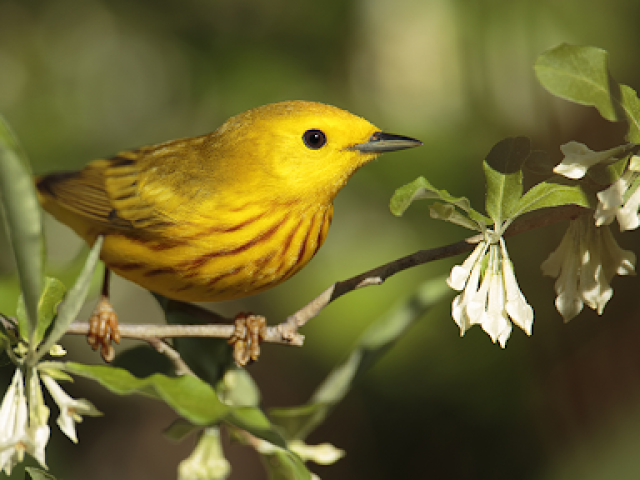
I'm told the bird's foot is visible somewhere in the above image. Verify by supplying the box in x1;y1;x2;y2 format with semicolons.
87;295;121;362
228;313;267;366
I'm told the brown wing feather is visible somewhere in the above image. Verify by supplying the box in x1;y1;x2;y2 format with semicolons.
37;151;168;231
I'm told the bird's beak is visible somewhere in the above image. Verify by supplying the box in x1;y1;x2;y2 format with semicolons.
349;132;422;153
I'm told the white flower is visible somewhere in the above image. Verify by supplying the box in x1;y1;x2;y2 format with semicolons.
501;238;534;335
595;162;640;231
178;427;230;480
447;241;487;291
41;374;102;444
554;142;622;179
0;369;49;474
542;216;636;322
289;440;345;465
450;241;489;335
448;234;533;347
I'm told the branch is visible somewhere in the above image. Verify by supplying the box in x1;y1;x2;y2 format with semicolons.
65;204;588;347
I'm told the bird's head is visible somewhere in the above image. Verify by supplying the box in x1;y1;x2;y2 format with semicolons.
209;101;422;203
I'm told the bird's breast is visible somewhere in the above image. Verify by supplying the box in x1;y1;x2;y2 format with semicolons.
100;202;334;302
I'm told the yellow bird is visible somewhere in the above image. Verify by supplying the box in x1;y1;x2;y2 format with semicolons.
36;101;421;363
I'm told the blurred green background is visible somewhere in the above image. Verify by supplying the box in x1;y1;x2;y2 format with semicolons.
2;0;640;478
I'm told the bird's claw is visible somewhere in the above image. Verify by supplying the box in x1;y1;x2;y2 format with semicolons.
228;313;267;366
87;296;121;362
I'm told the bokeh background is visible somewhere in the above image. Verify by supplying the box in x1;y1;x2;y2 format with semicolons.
2;0;640;479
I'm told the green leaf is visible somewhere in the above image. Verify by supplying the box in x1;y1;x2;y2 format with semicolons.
267;403;327;442
26;467;58;480
15;294;28;343
483;137;529;226
512;177;592;218
428;202;484;231
65;362;231;425
32;277;66;345
261;449;311;480
390;176;490;226
270;277;451;440
0;115;43;341
32;237;103;364
535;44;640;142
535;44;622;121
66;361;288;448
620;84;640;143
587;154;632;185
164;418;201;442
227;407;287;449
37;361;74;382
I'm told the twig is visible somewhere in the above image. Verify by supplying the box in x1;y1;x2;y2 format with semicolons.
64;204;588;347
146;338;195;376
65;321;304;346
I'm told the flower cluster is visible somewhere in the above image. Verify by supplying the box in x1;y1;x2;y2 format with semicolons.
445;143;639;345
448;236;533;347
541;216;636;321
0;365;101;474
0;369;48;474
594;156;640;231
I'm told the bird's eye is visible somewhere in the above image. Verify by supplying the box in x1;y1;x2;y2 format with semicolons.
302;129;327;150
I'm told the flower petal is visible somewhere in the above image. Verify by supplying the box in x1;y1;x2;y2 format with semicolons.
501;243;534;335
555;141;621;179
446;242;487;291
42;375;102;444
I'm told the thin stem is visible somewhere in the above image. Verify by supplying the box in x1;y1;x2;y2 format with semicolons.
146;338;195;376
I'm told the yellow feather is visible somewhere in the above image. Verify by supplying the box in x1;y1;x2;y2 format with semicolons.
36;101;420;302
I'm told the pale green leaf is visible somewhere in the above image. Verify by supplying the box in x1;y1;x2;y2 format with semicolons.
535;44;621;121
0;115;43;341
15;294;28;342
429;202;483;231
33;277;66;345
37;361;74;382
164;418;201;442
512;178;592;218
483;137;530;225
66;361;287;447
266;403;327;443
26;467;58;480
226;407;287;449
620;84;640;143
535;44;640;142
587;154;633;185
65;362;231;425
390;176;490;225
32;237;103;363
261;449;311;480
483;138;529;226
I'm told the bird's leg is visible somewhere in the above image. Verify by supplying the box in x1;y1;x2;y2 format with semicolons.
87;267;121;362
228;313;267;366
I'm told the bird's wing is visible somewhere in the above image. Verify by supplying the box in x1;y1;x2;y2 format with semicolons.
37;151;168;231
